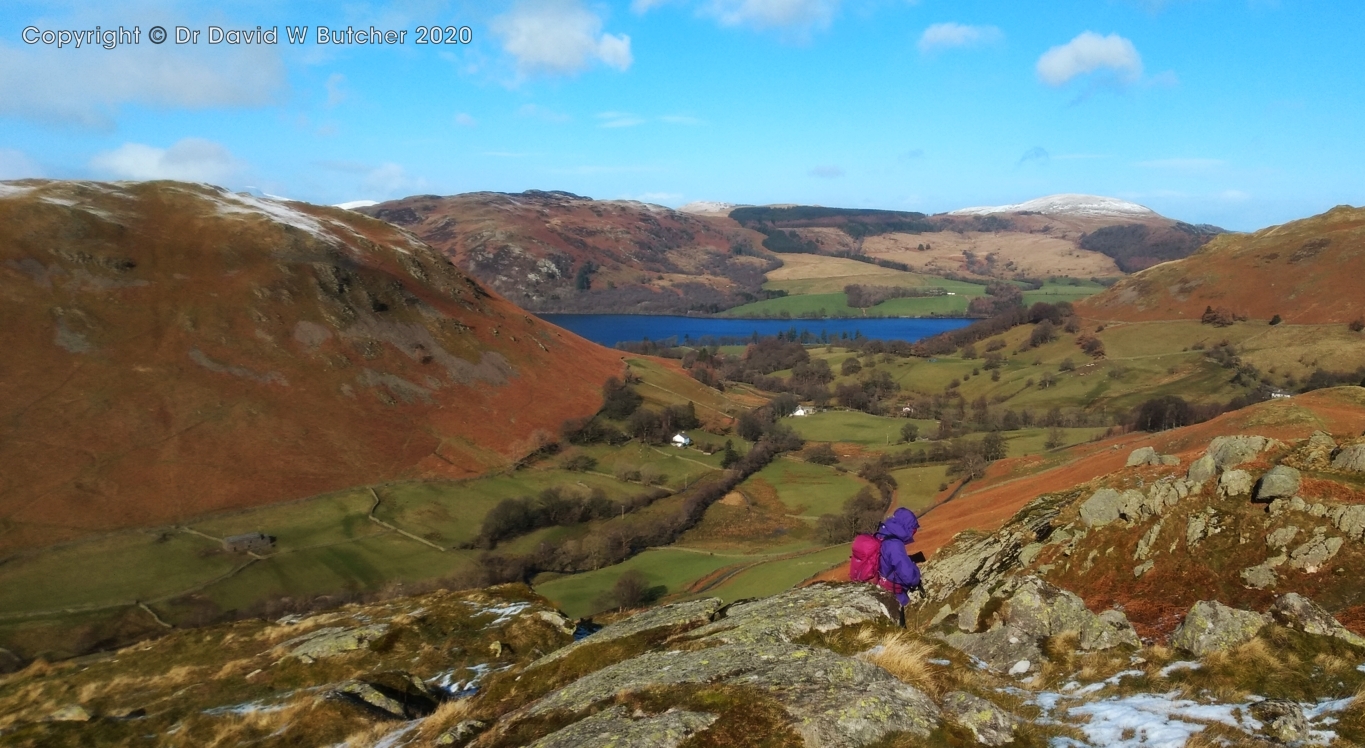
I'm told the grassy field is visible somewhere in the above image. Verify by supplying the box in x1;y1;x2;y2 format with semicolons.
720;292;860;318
533;547;738;618
786;409;938;449
746;458;866;518
705;544;853;603
191;489;381;551
889;465;953;514
625;356;761;418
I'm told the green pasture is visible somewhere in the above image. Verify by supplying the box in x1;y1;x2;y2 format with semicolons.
746;458;866;518
706;545;853;603
720;293;859;319
533;547;738;618
889;465;952;514
786;409;936;448
765;269;987;297
190;488;380;551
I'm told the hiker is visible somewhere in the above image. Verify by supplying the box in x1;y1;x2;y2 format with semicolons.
849;507;923;608
876;507;923;606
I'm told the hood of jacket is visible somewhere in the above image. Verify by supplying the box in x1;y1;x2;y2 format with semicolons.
877;507;919;543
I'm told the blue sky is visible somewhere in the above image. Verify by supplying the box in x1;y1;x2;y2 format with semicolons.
1;0;1361;230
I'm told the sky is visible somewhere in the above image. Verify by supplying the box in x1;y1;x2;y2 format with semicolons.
1;0;1362;231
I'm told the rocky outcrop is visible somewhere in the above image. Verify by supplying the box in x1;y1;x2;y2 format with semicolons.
517;642;940;747
328;671;439;719
1079;488;1143;527
1249;699;1308;744
527;705;719;748
1266;525;1299;550
1218;469;1254;498
1208;435;1279;468
1255;466;1301;501
937;578;1137;672
941;691;1020;746
675;583;897;646
281;623;390;661
1241;555;1286;589
435;720;487;746
1126;447;1179;467
1333;444;1365;472
921;494;1068;602
1187;453;1217;484
1287;528;1344;572
1268;592;1365;647
1169;601;1268;656
531;598;722;668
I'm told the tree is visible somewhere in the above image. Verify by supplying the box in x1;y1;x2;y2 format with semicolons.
600;378;642;420
982;431;1007;462
736;411;765;442
607;570;652;610
1132;395;1194;432
900;422;919;443
1028;320;1057;348
720;439;740;469
841;357;862;376
1044;427;1066;450
627;408;664;443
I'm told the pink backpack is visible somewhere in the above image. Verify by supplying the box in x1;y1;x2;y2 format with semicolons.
849;534;882;583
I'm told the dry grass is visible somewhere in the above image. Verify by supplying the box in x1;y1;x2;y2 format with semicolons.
417;698;476;741
857;632;942;696
76;663;206;703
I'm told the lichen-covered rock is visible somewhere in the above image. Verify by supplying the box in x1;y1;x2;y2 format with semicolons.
1133;560;1155;578
1249;699;1308;744
1255;466;1301;501
1266;525;1299;550
1186;509;1219;547
535;610;576;636
1297;431;1339;469
1330;504;1365;540
1187;454;1217;484
435;719;487;746
518;643;940;747
49;705;92;722
527;705;718;748
1160;454;1181;466
283;623;390;660
1208;435;1278;468
1134;520;1164;561
1218;469;1254;498
1241;557;1285;590
941;691;1020;747
1333;444;1365;473
1287;531;1344;572
328;671;438;719
1002;578;1139;650
956;584;994;633
1169;601;1268;656
1268;592;1365;648
1126;447;1159;467
677;583;896;646
1119;488;1161;522
941;626;1044;673
1079;488;1126;527
531;598;722;668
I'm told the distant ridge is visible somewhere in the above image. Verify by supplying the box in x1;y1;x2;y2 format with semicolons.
949;193;1158;219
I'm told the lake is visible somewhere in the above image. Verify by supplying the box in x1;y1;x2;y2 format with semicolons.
538;314;972;348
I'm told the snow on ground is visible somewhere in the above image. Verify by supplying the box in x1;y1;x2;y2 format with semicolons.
1158;661;1201;677
463;600;532;628
1061;692;1252;748
0;183;34;199
948;194;1157;218
678;200;744;215
336;199;379;210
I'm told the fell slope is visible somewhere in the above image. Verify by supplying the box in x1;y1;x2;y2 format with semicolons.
1079;204;1365;324
0;180;622;554
358;191;773;314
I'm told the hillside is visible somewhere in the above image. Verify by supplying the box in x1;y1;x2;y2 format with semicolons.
0;180;623;555
1080;204;1365;324
357;191;774;315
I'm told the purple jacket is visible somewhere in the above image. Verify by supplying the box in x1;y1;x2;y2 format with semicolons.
877;508;921;605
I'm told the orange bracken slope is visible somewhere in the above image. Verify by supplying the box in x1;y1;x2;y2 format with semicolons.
0;180;623;554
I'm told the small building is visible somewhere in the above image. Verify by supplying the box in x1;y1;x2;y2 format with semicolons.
671;433;693;448
224;532;275;554
791;406;810;417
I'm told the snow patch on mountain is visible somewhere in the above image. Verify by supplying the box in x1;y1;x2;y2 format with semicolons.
678;201;745;216
335;199;379;210
949;194;1157;218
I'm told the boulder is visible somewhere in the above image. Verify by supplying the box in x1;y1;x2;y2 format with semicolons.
1299;431;1339;468
1249;699;1308;744
1330;504;1365;540
1133;560;1155;578
328;671;439;719
1255;466;1301;502
1079;488;1126;527
527;705;719;748
1268;592;1365;648
1240;557;1285;590
532;598;722;668
1160;454;1181;466
1126;447;1159;467
941;626;1044;673
283;623;390;661
1134;519;1165;561
535;610;577;636
1001;578;1139;651
941;692;1020;747
1169;601;1268;656
518;642;941;747
1218;469;1254;498
956;585;995;633
676;582;896;646
435;720;487;747
1287;531;1344;572
1187;454;1217;484
1333;444;1365;473
1266;525;1299;550
1186;510;1219;547
1208;435;1277;469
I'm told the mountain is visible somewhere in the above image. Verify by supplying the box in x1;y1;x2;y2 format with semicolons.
357;191;774;315
948;193;1158;219
1079;204;1365;323
0;180;622;554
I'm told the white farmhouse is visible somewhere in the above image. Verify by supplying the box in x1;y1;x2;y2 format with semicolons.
791;406;810;417
671;433;693;447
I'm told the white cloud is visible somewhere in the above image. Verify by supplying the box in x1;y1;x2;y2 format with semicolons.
597;111;647;128
701;0;842;31
89;138;244;184
454;112;477;127
917;23;1003;54
325;74;348;107
0;40;284;129
493;0;633;76
1036;31;1143;87
362;163;425;196
808;165;844;178
0;149;42;180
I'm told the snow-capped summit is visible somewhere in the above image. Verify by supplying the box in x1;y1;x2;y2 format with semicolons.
949;194;1157;219
678;200;746;216
335;199;379;210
